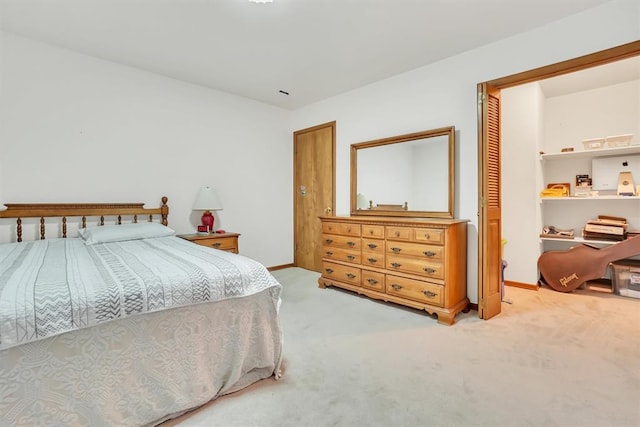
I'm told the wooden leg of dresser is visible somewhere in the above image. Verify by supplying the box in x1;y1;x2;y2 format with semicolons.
436;312;455;326
318;278;327;289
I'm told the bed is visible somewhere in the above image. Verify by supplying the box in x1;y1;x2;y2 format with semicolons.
0;197;283;426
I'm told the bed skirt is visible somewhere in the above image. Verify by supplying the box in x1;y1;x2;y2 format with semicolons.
0;289;283;426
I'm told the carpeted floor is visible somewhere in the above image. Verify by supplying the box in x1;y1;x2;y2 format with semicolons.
167;267;640;427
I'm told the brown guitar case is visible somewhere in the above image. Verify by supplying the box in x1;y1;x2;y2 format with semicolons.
538;235;640;292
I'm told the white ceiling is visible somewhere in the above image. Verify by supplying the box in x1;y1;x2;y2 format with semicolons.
0;0;626;109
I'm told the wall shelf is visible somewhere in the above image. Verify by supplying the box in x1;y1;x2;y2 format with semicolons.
540;145;640;161
540;196;640;201
539;236;619;245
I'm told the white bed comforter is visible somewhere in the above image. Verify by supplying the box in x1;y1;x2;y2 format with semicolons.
0;236;281;351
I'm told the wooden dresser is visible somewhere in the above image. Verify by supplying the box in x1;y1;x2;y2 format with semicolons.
318;216;469;325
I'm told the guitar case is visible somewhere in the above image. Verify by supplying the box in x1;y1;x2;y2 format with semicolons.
538;235;640;292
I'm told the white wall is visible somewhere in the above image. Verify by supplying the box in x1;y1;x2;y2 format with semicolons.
0;34;293;267
290;0;640;303
545;80;640;151
1;0;638;302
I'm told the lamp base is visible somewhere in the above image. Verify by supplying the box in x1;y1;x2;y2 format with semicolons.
201;210;215;233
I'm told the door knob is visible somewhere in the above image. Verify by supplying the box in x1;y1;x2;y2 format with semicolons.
325;206;332;215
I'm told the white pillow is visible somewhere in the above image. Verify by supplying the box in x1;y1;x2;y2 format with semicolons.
78;222;175;245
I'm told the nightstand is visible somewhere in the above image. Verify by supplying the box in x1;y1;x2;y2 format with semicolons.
177;232;240;254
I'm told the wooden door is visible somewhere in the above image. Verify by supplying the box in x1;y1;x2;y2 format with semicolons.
293;122;336;272
477;83;502;319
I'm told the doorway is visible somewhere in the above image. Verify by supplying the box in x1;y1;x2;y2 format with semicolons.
293;121;336;272
477;40;640;320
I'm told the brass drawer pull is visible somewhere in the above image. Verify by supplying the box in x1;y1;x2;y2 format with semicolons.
395;231;400;237
212;243;222;248
325;239;333;244
423;251;436;257
347;227;352;232
423;233;430;239
346;255;355;261
367;278;379;285
391;284;402;291
423;267;437;274
423;290;438;298
325;268;334;274
391;262;401;268
391;247;401;253
347;241;356;247
369;229;374;235
367;243;378;249
325;251;333;256
346;273;356;279
367;257;378;264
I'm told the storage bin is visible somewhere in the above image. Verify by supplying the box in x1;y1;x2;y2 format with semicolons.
605;134;633;147
609;259;640;298
582;138;605;150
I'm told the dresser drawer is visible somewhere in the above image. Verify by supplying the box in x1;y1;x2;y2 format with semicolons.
361;251;384;268
386;226;412;241
322;247;361;264
414;228;444;245
386;274;444;306
362;224;384;239
321;233;360;250
322;222;361;237
362;238;384;253
361;269;385;292
387;255;444;279
386;241;443;261
322;261;360;286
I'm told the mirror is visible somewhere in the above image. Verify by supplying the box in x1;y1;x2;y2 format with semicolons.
350;126;455;218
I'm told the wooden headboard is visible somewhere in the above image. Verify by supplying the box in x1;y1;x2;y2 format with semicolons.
0;196;169;242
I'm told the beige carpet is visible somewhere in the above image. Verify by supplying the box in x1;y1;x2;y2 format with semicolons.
167;267;640;427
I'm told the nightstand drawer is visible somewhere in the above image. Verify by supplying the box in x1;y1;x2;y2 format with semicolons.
195;236;237;252
177;233;240;254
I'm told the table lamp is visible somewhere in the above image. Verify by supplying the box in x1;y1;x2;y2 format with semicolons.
356;193;369;210
192;186;223;233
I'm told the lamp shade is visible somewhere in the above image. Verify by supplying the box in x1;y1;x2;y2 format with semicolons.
192;187;223;211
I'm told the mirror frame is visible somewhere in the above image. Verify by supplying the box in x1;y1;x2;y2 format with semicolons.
350;126;455;218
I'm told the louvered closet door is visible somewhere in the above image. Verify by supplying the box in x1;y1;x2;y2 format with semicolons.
478;83;502;320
